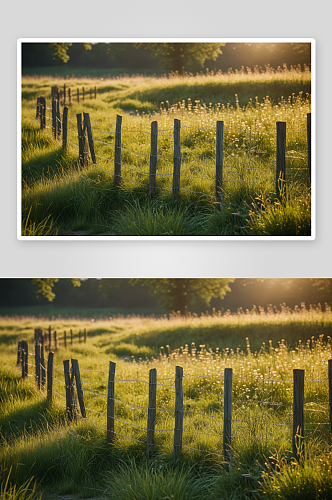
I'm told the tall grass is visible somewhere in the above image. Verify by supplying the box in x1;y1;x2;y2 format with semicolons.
1;304;331;498
21;65;311;236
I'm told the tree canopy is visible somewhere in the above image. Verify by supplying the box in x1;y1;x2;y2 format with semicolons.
135;43;224;74
31;278;81;302
130;278;233;314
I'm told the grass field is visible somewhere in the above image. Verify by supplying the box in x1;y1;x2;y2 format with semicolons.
1;304;331;499
20;65;312;236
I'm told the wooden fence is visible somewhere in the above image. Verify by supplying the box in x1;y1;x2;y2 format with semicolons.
24;327;87;350
51;84;97;105
35;96;311;203
16;343;330;462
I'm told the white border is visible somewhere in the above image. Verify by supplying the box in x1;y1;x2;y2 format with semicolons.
17;38;316;241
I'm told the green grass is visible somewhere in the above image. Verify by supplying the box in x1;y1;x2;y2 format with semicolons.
1;305;332;499
20;66;312;236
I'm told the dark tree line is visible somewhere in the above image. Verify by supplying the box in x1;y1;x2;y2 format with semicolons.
22;42;311;74
0;279;331;315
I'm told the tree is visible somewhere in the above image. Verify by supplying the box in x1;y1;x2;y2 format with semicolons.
49;43;92;63
31;278;81;302
131;278;233;315
136;43;224;75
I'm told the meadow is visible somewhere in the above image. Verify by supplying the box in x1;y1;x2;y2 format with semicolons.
1;303;332;499
21;65;312;236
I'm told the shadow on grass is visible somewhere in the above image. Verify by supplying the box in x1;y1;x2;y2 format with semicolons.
0;398;66;442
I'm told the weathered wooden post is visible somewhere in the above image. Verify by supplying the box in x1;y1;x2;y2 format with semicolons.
64;330;67;348
72;359;87;418
114;115;122;186
63;84;66;106
48;326;51;350
276;121;286;200
148;121;158;199
216;120;224;204
84;329;87;343
47;351;54;400
68;88;71;104
17;340;22;366
54;331;58;348
40;97;46;130
56;99;61;138
35;343;41;389
63;359;76;421
77;114;88;168
174;365;183;458
107;361;116;443
293;369;304;459
83;113;97;164
40;344;45;389
172;119;181;199
223;368;233;464
147;368;157;456
52;100;57;139
62;106;68;148
36;97;41;119
22;341;28;379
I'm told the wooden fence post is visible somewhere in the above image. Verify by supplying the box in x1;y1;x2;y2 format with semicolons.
35;343;41;389
307;113;311;182
172;119;181;199
64;330;67;348
17;340;22;366
90;88;92;99
56;99;61;138
47;351;54;400
72;359;87;418
54;331;58;348
107;361;116;443
174;365;183;458
63;84;66;106
40;344;45;389
293;369;304;459
223;367;233;464
147;368;157;456
114;115;122;186
68;88;71;104
22;341;28;379
77;113;88;168
149;121;158;199
328;360;332;432
276;121;286;200
62;106;68;148
36;97;41;119
63;359;76;421
40;97;46;130
52;100;57;139
84;329;87;343
83;113;97;164
216;120;224;204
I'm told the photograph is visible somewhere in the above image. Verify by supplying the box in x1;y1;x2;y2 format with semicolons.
19;39;314;239
1;278;331;498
